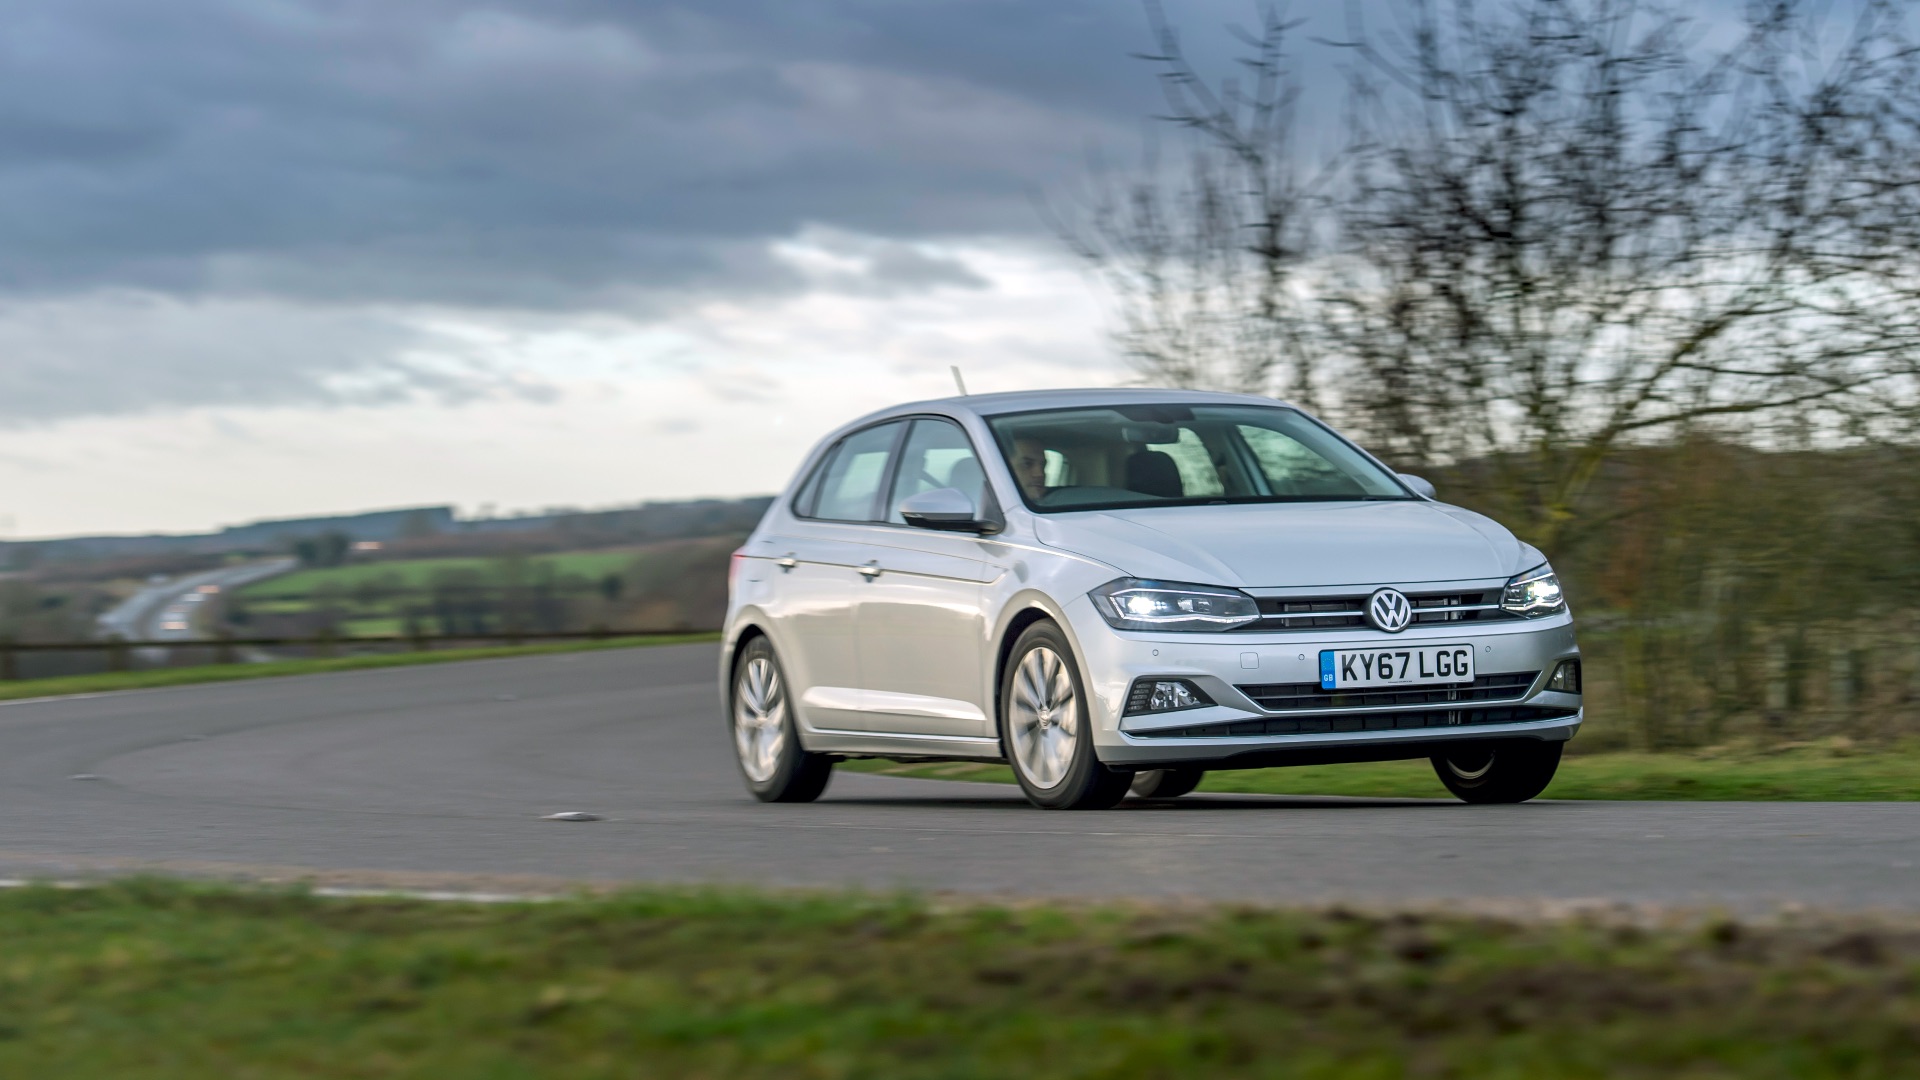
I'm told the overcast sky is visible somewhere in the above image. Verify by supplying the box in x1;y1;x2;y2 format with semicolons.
0;0;1535;537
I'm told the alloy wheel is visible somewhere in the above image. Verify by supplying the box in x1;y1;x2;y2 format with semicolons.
1008;645;1078;788
733;656;787;784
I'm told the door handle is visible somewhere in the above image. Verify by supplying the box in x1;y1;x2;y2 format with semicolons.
858;561;882;579
776;554;798;571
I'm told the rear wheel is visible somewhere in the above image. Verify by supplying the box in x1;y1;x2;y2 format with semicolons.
730;637;832;803
1431;740;1562;804
1130;767;1205;799
1000;621;1131;810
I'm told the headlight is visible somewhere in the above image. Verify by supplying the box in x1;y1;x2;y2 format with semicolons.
1090;579;1260;632
1501;564;1567;617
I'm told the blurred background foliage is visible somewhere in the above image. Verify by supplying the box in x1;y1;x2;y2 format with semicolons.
1437;440;1920;749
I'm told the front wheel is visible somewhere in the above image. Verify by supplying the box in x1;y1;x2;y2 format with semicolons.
999;621;1131;810
729;638;832;803
1430;740;1562;804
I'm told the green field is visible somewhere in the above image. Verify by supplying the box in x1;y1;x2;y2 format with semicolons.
844;740;1920;801
0;635;717;704
0;879;1913;1078
240;550;648;598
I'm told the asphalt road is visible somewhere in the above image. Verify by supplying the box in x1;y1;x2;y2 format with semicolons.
2;643;1915;912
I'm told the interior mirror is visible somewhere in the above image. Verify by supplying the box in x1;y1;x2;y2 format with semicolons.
899;488;991;532
1120;421;1182;445
1398;473;1437;499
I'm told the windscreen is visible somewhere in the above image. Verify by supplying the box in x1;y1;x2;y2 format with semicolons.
986;404;1410;512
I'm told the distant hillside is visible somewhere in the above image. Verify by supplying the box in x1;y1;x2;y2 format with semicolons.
0;497;774;572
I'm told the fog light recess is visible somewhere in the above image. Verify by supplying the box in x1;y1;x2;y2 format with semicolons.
1124;678;1214;716
1548;660;1582;693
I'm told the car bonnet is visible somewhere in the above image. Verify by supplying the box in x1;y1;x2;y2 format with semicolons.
1030;499;1527;590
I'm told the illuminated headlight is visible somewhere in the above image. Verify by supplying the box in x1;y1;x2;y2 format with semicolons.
1124;678;1215;716
1501;564;1567;617
1091;579;1260;632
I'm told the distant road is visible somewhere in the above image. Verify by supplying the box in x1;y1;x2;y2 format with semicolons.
96;558;297;644
1;643;1916;912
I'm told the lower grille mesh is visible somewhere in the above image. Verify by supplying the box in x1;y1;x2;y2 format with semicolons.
1236;672;1538;713
1132;705;1580;739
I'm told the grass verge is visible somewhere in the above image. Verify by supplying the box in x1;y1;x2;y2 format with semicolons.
0;879;1915;1078
843;740;1920;801
0;634;718;704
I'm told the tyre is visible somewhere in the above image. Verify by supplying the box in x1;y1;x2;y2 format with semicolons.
1430;740;1562;804
1130;767;1205;799
999;620;1132;810
729;637;832;803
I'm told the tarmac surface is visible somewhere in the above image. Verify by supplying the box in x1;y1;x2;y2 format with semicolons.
2;642;1916;913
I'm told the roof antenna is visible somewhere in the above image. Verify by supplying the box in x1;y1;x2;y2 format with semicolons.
950;366;969;396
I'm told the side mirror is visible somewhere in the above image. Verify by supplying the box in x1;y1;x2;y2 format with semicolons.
1398;473;1437;499
899;488;995;533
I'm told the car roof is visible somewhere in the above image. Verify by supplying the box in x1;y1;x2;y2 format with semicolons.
860;387;1296;424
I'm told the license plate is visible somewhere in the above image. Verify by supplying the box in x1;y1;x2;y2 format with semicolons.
1320;644;1475;690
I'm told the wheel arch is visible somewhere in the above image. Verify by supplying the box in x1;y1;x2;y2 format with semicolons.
718;617;772;715
991;597;1083;749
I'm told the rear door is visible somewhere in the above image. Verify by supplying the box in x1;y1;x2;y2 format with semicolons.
761;421;905;733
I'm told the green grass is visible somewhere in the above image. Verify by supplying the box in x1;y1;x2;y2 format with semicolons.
0;634;718;703
844;740;1920;801
242;551;647;598
0;879;1915;1078
337;616;408;637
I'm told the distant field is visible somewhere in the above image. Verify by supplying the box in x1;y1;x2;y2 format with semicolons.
240;550;646;598
223;538;736;639
1;879;1915;1078
844;741;1920;801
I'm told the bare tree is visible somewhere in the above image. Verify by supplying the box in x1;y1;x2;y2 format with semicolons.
1327;0;1920;547
1058;2;1333;407
1075;0;1920;549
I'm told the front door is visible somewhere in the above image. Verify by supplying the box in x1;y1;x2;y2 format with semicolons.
854;418;1002;738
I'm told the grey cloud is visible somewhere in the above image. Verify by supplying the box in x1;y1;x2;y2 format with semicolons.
0;293;556;424
1;0;1755;312
0;0;1398;422
771;228;990;295
0;0;1191;311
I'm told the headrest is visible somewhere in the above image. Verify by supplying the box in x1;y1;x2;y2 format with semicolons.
1124;450;1184;499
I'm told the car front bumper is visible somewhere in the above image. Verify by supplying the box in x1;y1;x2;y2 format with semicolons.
1060;593;1583;770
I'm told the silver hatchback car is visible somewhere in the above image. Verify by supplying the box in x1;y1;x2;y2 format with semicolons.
721;389;1581;809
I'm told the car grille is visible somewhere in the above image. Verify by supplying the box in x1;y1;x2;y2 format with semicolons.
1131;704;1580;739
1233;590;1518;633
1236;671;1539;713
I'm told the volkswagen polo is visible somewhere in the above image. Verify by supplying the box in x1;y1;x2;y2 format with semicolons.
721;389;1581;809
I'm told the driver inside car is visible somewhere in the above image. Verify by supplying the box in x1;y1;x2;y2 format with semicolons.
1011;436;1050;503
